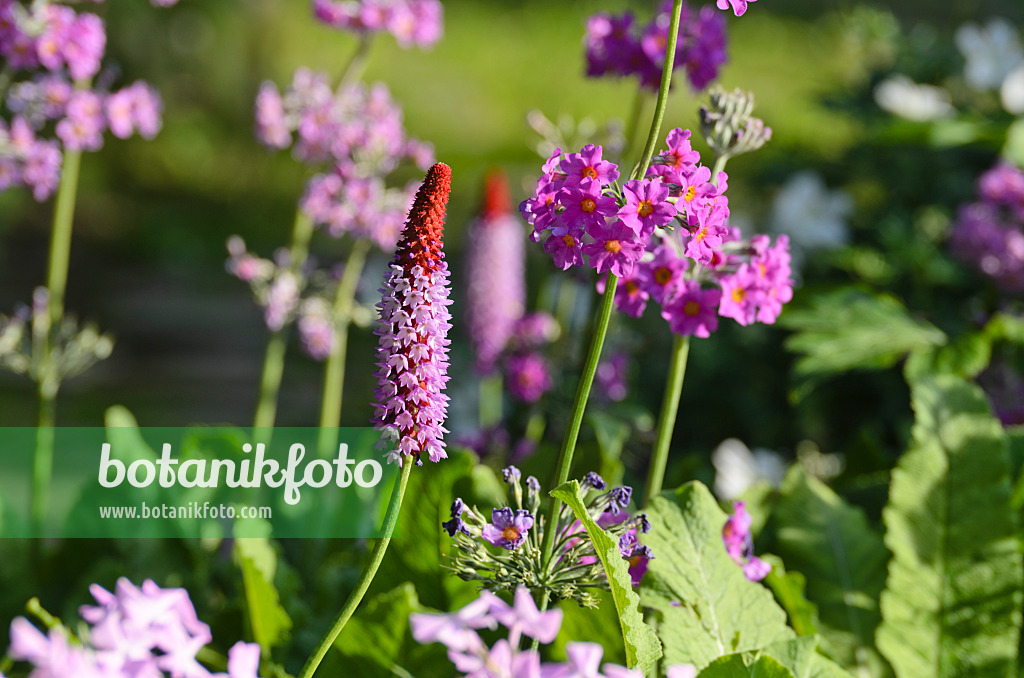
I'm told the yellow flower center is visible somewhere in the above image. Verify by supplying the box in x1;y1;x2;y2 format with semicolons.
684;300;701;316
581;198;596;213
582;166;598;180
731;287;746;303
562;234;576;247
502;526;520;542
637;200;655;218
605;239;622;254
684;186;697;202
625;280;639;294
654;267;672;285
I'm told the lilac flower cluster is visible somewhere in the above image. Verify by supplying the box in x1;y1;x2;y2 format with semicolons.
0;1;165;201
410;587;696;678
226;236;301;332
521;132;793;338
312;0;442;49
500;312;560;404
722;501;770;581
584;2;727;92
950;163;1024;292
6;578;264;678
444;467;652;605
255;69;432;250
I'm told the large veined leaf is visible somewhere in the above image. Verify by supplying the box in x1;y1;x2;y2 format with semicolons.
640;482;794;670
876;375;1023;677
772;467;889;677
762;555;819;637
695;637;853;678
550;480;663;674
697;653;795;678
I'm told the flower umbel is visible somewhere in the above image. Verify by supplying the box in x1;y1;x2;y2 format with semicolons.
444;467;652;605
372;162;453;466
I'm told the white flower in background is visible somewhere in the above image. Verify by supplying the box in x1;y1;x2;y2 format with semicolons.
1002;64;1024;114
956;18;1023;91
712;438;787;500
771;171;853;254
874;75;955;121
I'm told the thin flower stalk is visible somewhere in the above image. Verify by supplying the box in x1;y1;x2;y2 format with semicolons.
252;209;315;438
537;0;686;604
32;147;81;529
299;163;452;678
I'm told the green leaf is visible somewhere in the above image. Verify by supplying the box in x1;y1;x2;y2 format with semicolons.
762;555;820;637
550;480;663;673
698;653;795;678
235;530;292;653
781;289;945;399
876;374;1023;678
639;482;794;669
551;590;627;665
772;467;889;676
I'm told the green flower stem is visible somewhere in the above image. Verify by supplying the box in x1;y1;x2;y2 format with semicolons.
538;0;685;579
317;238;370;455
296;458;413;678
32;148;82;530
539;272;619;566
621;88;647;161
642;335;689;506
641;153;728;506
479;373;503;429
253;210;315;438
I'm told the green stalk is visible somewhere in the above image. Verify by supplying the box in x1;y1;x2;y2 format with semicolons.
642;335;689;506
32;148;82;530
253;211;314;437
296;459;413;678
538;272;619;562
641;154;728;506
317;238;370;455
538;0;685;575
621;89;647;162
479;373;503;429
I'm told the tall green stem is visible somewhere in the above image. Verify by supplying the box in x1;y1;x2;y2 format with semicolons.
643;335;689;506
317;238;370;455
253;210;314;436
32;148;82;529
538;0;685;575
641;153;728;506
296;459;413;678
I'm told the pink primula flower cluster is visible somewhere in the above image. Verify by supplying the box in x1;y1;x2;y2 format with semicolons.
312;0;442;49
255;68;434;250
521;130;793;339
585;1;728;92
0;1;165;201
7;578;265;678
411;587;697;678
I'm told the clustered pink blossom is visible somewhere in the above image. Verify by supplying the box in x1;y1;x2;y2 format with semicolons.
225;236;302;332
254;68;434;250
584;1;727;92
312;0;442;49
521;132;793;338
410;587;697;678
6;578;265;678
0;1;165;202
950;162;1024;292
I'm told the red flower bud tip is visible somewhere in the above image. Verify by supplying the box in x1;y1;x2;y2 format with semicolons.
395;162;452;273
481;168;511;220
